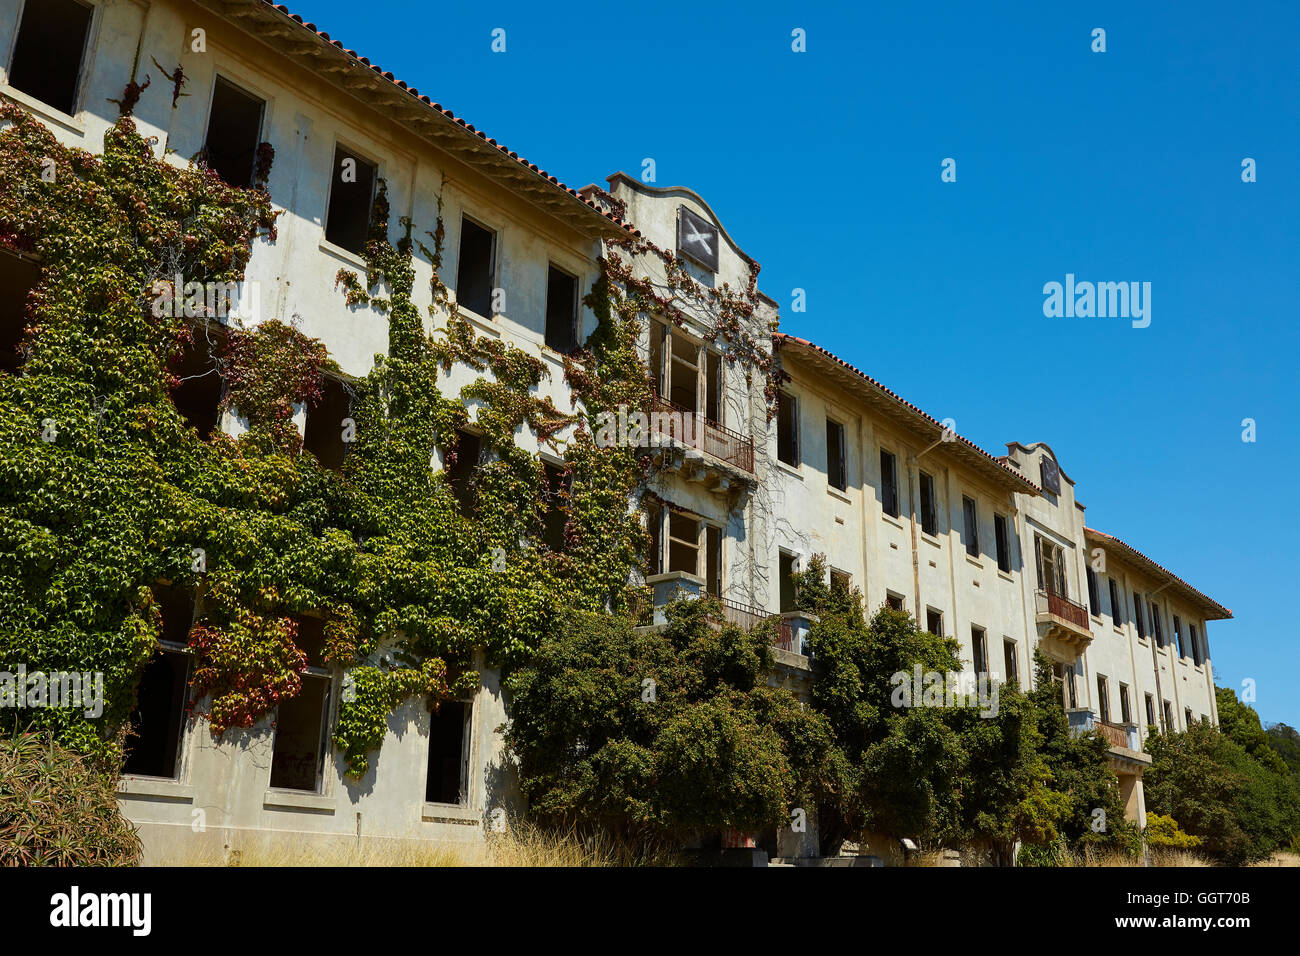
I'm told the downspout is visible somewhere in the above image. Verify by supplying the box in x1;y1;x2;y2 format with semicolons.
907;434;945;620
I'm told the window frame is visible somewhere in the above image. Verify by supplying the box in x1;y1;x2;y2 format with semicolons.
322;140;380;257
454;212;499;320
825;417;847;492
879;448;899;518
961;495;979;558
3;0;99;121
993;512;1011;573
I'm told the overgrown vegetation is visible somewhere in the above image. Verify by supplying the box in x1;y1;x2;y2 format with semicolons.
0;732;141;865
504;597;835;843
1143;687;1300;865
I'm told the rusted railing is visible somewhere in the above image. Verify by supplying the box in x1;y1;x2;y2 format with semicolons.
648;393;755;474
1098;719;1133;750
720;597;766;632
1039;587;1090;630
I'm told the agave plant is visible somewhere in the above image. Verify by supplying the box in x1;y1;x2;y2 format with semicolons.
0;732;141;866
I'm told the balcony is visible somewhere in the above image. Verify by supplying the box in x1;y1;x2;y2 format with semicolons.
1067;709;1150;767
637;574;814;659
647;392;755;478
1034;587;1094;657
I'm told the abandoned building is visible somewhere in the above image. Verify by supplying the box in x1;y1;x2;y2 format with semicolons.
0;0;1229;863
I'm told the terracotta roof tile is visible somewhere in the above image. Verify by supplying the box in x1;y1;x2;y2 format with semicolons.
1085;527;1232;620
774;333;1040;493
250;1;635;234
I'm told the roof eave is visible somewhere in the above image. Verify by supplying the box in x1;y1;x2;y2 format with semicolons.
191;0;632;241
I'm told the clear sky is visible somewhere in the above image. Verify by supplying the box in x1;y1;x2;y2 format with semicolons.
282;0;1299;727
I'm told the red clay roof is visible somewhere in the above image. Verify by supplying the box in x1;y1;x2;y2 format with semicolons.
774;333;1041;493
1085;527;1232;620
248;2;634;234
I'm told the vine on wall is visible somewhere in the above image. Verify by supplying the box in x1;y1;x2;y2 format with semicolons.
0;91;778;778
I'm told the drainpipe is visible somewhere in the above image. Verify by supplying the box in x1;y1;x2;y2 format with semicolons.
907;435;946;621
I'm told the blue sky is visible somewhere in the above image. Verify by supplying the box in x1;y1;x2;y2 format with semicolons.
289;0;1299;727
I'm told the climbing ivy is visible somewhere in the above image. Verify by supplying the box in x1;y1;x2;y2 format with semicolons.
0;88;776;779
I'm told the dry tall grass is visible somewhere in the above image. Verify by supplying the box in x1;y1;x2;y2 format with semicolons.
170;822;679;867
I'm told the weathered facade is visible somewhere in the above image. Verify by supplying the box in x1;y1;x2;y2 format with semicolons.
1;0;1230;863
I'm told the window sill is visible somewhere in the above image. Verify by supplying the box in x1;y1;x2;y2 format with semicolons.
920;531;941;548
117;776;194;801
458;307;502;339
421;802;480;825
264;789;335;813
774;459;803;480
964;554;983;569
826;486;851;504
318;238;368;270
1;85;85;136
880;513;904;531
997;569;1014;583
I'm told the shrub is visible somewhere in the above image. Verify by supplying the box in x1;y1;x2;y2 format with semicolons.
0;732;141;865
1144;812;1202;849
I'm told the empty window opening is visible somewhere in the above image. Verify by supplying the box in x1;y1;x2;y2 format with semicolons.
1034;535;1067;596
1190;624;1204;666
706;525;722;597
269;617;331;792
1145;693;1156;729
542;462;568;551
1003;639;1018;685
826;419;846;491
303;375;352;470
667;511;701;576
1086;567;1100;613
324;145;377;255
425;700;468;805
970;626;987;676
123;646;191;778
705;351;722;425
668;332;699;413
1185;707;1193;729
1162;700;1173;732
456;217;495;317
544;265;578;353
1149;602;1164;646
918;471;937;536
1173;614;1185;658
445;430;481;516
777;393;799;466
779;551;797;613
204;76;266;188
885;591;904;612
123;584;194;779
925;608;943;637
167;326;226;438
644;501;663;577
879;449;898;517
0;251;39;373
962;496;980;558
1097;675;1110;722
7;0;94;116
1108;578;1123;625
1119;684;1132;723
994;513;1012;573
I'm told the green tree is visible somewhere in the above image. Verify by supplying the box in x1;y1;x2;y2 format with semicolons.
503;597;834;847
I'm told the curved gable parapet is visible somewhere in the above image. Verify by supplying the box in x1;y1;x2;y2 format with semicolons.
1005;440;1077;486
603;172;760;272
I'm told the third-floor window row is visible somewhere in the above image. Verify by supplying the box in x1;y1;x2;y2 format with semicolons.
3;20;588;352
